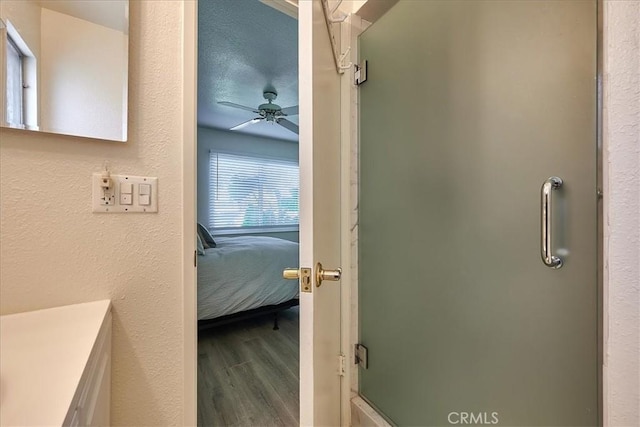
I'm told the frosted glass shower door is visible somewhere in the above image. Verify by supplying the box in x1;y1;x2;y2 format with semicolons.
358;1;599;425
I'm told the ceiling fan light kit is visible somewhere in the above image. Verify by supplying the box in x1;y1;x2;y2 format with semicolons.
219;90;300;135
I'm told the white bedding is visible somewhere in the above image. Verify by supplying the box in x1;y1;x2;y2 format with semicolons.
197;236;299;321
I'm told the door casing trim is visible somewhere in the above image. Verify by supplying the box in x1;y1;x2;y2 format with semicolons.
182;1;197;425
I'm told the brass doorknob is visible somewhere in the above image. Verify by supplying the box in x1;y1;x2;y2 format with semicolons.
315;263;341;287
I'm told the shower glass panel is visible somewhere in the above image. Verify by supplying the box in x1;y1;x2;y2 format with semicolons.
358;1;598;425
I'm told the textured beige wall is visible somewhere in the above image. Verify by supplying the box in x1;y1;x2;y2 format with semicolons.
0;1;184;425
603;1;640;426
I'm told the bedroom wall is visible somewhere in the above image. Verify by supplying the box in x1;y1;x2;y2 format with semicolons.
0;1;184;425
197;126;299;242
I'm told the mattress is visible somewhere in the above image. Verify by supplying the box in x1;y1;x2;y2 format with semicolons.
197;236;299;321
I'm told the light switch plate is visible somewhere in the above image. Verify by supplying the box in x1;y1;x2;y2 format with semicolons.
92;173;158;213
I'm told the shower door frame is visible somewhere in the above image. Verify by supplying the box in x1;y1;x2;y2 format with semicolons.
342;1;604;425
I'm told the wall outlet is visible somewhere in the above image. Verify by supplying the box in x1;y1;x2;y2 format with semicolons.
100;185;116;205
92;173;158;213
101;194;116;205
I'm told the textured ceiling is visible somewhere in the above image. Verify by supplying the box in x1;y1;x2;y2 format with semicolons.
198;0;298;142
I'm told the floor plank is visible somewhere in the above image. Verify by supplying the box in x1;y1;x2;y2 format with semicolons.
198;307;300;426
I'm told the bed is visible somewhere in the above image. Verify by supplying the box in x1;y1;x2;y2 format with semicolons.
197;235;299;329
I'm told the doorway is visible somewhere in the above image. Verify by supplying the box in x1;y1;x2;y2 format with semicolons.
356;1;600;425
195;1;301;425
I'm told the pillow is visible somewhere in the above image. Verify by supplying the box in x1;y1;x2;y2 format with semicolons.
196;224;212;249
196;234;205;255
197;223;217;248
197;229;211;249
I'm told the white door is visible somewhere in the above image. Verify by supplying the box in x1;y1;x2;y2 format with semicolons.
297;0;343;425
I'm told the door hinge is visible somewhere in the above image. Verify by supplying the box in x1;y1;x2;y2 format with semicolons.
194;250;197;267
355;60;368;86
338;354;346;376
355;343;368;369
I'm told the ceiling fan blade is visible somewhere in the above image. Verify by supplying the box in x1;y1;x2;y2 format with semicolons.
218;101;260;114
230;118;262;131
277;118;299;135
280;105;299;116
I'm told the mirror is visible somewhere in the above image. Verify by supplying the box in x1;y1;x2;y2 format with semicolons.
0;0;128;141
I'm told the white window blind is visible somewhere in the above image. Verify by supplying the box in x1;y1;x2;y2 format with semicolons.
209;151;299;232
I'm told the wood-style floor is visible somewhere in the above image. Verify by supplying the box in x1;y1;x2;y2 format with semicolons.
198;307;300;426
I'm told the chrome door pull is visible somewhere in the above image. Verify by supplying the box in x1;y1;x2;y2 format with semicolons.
541;176;563;269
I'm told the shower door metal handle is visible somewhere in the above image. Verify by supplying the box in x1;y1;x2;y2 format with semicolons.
541;176;563;269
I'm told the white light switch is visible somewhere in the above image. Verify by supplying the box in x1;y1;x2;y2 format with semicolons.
92;173;158;213
120;182;133;205
121;182;133;194
138;184;151;206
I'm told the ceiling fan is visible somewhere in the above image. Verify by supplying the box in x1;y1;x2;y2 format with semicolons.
218;91;299;135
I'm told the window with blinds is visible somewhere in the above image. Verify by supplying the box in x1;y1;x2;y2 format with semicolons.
208;151;299;232
6;35;24;127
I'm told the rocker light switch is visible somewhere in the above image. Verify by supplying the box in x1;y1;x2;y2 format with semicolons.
121;182;133;194
138;183;151;206
120;182;133;205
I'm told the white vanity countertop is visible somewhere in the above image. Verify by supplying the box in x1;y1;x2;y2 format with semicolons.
0;300;111;426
